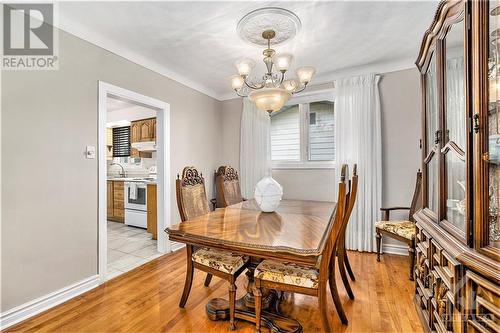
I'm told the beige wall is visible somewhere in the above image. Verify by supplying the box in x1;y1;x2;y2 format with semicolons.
220;68;422;249
379;69;422;249
272;169;335;202
220;98;242;168
1;30;222;311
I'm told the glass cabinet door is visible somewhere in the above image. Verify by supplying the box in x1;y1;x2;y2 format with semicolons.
487;0;500;249
443;18;468;239
425;55;440;216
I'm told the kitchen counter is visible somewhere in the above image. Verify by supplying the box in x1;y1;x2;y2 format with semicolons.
107;177;157;184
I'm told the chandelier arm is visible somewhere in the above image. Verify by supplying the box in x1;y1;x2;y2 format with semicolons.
234;89;248;98
279;71;285;85
291;83;309;94
243;77;265;90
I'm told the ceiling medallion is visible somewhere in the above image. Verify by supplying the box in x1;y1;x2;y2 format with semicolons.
230;8;315;115
237;7;302;46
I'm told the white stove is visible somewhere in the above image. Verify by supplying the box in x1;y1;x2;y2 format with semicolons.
124;181;147;228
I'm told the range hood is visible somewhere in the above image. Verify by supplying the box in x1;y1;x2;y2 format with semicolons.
131;141;156;152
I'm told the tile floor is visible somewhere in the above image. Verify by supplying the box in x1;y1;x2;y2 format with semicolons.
107;221;161;280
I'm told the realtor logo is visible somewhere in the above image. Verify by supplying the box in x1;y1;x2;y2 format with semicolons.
2;3;58;69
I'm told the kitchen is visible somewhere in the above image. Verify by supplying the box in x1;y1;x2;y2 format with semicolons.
105;97;160;280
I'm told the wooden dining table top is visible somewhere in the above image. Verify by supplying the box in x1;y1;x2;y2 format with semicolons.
166;199;337;264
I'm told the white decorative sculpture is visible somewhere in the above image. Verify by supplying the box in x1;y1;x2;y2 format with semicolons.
254;176;283;212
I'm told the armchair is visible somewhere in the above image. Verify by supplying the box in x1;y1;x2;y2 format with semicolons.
375;171;422;280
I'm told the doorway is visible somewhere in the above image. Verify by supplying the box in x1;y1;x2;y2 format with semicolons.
98;82;170;283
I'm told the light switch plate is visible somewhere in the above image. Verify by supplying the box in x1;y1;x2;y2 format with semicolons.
86;145;96;159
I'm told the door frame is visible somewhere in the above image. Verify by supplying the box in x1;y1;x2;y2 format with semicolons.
98;81;171;283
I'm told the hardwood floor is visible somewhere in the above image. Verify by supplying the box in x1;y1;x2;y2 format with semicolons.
5;250;423;333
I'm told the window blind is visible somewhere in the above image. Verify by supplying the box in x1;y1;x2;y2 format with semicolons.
112;126;131;157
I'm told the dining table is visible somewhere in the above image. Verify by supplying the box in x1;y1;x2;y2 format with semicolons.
166;199;337;333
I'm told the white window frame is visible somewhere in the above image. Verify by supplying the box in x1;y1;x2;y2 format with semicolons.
272;89;335;170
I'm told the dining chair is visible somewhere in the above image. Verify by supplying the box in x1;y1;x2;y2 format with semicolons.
253;164;350;333
335;163;358;300
375;170;422;280
214;165;244;208
176;166;249;330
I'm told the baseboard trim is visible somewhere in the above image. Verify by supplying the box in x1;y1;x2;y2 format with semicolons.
382;243;409;256
0;275;99;330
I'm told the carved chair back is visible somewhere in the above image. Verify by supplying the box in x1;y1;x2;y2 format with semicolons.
408;171;423;222
215;166;243;208
319;164;348;275
176;166;210;222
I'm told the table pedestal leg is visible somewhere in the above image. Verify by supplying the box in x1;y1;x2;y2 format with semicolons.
206;264;302;333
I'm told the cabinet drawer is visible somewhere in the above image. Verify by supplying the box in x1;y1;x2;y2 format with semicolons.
113;181;124;190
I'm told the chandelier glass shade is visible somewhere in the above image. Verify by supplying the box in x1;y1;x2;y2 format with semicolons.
248;88;291;113
230;29;316;114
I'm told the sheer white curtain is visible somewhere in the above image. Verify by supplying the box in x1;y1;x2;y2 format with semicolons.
335;73;382;252
240;98;271;198
446;57;465;147
426;60;439;213
446;57;466;223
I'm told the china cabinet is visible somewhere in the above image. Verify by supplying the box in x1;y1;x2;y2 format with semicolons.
415;1;500;332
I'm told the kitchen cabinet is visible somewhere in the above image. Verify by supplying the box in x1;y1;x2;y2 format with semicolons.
131;117;156;143
107;180;124;223
107;181;113;217
152;118;156;141
147;183;157;240
130;148;152;159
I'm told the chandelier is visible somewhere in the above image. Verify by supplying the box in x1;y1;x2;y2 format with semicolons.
229;8;316;114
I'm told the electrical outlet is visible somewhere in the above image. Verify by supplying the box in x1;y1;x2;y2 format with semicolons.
86;146;96;159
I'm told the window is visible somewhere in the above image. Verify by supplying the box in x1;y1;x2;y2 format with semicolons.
271;96;334;169
308;101;335;161
270;105;300;161
112;126;131;157
309;112;316;125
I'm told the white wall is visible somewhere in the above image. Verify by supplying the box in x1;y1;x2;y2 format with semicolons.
1;28;222;312
220;68;422;252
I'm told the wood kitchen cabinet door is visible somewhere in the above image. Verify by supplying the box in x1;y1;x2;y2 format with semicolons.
130;118;156;143
130;121;141;143
147;184;157;240
112;181;125;223
152;118;156;141
139;119;154;141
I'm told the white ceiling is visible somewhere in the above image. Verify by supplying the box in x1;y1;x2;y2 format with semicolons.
106;96;157;124
58;1;439;100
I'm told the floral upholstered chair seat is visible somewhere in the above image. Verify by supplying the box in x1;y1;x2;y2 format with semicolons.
375;220;416;240
192;248;249;274
254;260;319;289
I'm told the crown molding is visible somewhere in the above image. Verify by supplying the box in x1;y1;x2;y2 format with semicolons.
54;18;221;100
